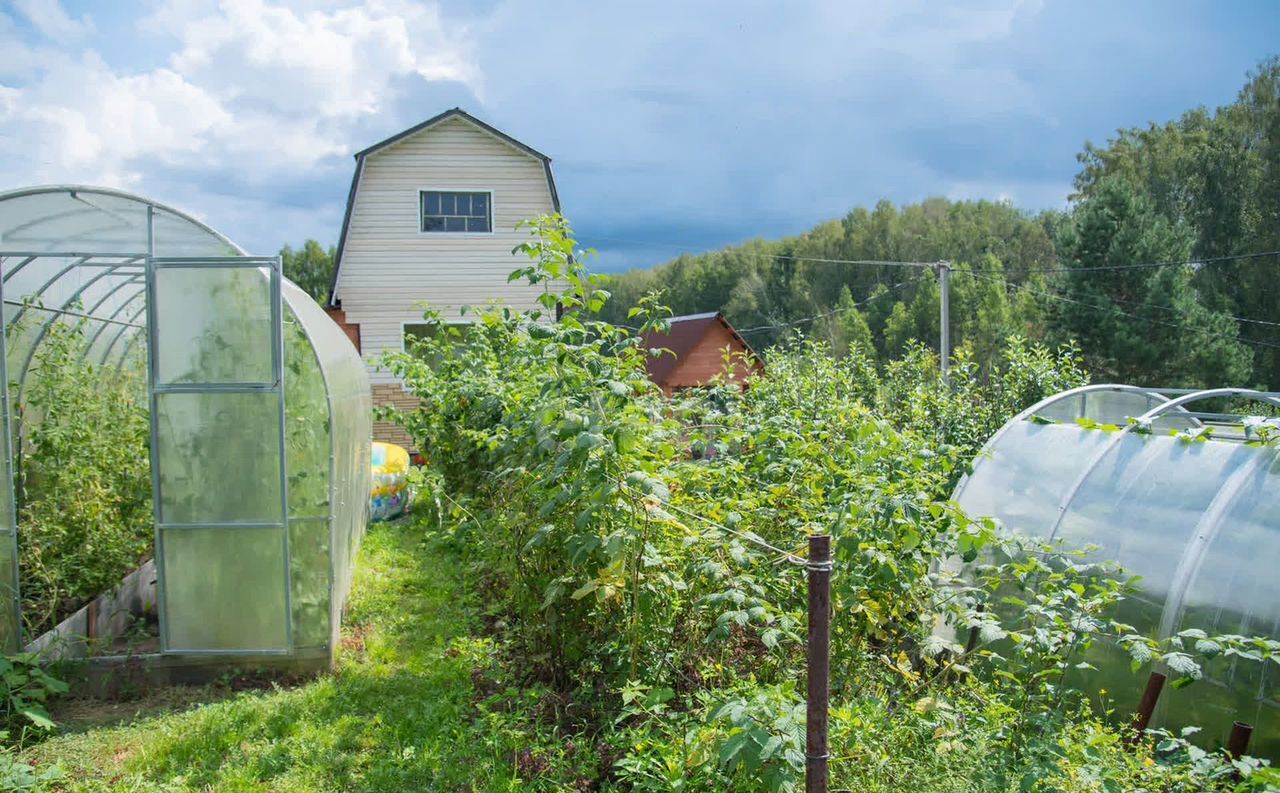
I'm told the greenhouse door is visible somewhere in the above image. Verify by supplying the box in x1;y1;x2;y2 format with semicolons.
147;256;292;654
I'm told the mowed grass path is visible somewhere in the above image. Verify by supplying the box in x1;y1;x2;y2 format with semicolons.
24;522;580;792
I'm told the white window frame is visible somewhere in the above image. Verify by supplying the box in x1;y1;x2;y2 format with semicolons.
417;188;495;236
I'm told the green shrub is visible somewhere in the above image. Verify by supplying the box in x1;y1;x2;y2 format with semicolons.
14;319;151;637
381;215;1275;792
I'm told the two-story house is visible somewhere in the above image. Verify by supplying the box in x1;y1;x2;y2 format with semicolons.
326;108;561;446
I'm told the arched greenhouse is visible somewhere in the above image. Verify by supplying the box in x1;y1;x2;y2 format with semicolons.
0;186;371;675
955;384;1280;759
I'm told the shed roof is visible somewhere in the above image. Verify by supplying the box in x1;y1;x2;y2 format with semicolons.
639;312;759;383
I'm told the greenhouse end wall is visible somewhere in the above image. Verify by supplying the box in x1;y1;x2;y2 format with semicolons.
0;187;372;671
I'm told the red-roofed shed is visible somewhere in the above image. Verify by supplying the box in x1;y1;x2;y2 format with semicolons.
640;312;764;395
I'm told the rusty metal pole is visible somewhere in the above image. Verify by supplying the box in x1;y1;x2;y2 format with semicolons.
1227;720;1253;759
806;535;832;793
1127;670;1167;747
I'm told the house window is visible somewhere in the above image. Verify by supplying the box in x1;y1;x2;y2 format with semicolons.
403;321;470;368
420;191;491;233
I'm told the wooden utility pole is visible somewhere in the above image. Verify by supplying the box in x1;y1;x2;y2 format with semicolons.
936;260;951;377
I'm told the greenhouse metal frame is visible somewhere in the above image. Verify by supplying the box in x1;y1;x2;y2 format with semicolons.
0;185;371;670
955;383;1280;757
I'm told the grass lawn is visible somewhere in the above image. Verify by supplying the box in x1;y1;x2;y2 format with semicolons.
22;521;593;792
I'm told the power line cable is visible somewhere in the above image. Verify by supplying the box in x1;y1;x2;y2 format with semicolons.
1031;249;1280;275
1043;278;1280;330
591;235;1280;337
586;233;937;270
966;270;1280;351
588;230;1278;276
735;276;925;336
947;266;1280;330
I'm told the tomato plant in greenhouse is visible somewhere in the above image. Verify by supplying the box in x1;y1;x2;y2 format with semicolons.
14;318;151;638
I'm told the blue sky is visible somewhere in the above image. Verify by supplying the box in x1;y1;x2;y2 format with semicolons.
1;1;1277;272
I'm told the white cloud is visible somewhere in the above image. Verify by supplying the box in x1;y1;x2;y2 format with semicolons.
158;0;479;118
11;0;92;42
1;0;480;189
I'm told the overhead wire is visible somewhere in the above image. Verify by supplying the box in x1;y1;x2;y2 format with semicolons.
1030;249;1280;274
965;270;1280;351
585;233;938;270
587;231;1278;275
1047;280;1280;330
591;235;1280;343
734;275;925;336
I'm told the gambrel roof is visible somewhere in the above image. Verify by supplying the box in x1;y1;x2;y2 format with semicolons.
327;108;561;307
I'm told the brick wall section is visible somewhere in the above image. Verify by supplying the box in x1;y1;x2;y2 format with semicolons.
372;383;419;450
324;307;361;352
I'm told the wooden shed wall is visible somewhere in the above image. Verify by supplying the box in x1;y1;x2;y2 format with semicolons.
662;323;762;392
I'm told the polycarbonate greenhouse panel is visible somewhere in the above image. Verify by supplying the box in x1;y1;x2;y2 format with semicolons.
154;391;284;524
0;187;240;256
1054;433;1257;599
289;519;330;649
1033;389;1162;425
283;306;331;519
2;188;372;666
1161;448;1280;759
149;256;290;655
281;280;372;650
161;526;288;652
153;266;275;385
956;387;1280;759
955;422;1112;535
0;538;17;653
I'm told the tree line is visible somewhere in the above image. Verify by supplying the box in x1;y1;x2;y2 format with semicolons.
599;57;1280;390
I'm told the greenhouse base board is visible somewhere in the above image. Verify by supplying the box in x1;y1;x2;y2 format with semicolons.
60;647;332;699
25;560;157;662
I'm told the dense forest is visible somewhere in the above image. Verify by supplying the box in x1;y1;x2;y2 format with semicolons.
598;58;1280;390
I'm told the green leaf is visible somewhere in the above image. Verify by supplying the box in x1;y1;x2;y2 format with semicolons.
1194;638;1222;657
1162;651;1202;680
643;687;675;708
20;706;55;730
719;732;749;768
570;581;600;600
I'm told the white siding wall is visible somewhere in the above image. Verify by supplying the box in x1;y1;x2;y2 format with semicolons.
334;116;557;384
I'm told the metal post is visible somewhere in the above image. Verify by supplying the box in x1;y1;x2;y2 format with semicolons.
1227;720;1253;759
936;260;951;377
1127;670;1166;746
0;258;21;653
806;535;832;793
